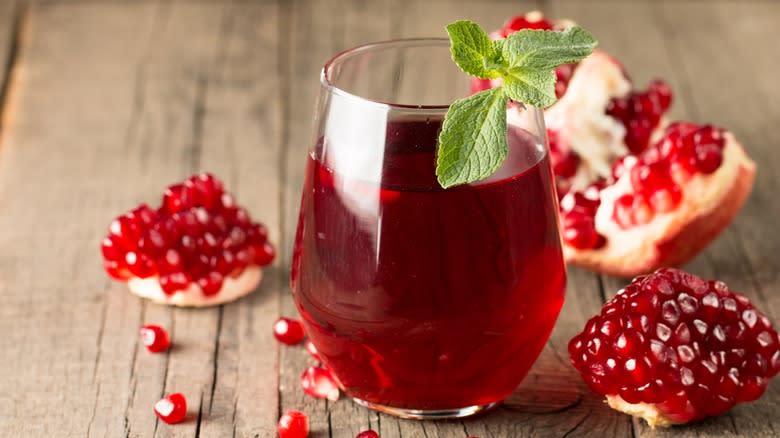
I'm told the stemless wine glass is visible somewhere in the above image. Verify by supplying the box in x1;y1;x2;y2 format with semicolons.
291;39;566;419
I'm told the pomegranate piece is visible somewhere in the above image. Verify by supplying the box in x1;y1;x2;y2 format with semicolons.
154;393;187;425
356;431;380;438
300;365;340;401
101;173;274;306
273;317;305;345
139;324;171;353
569;268;780;427
278;410;309;438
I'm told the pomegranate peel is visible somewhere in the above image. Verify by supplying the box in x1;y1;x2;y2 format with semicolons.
567;133;755;277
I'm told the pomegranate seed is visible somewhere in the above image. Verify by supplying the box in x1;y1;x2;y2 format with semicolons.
613;194;636;228
140;324;171;353
253;242;276;266
159;272;190;295
569;268;780;425
104;260;132;280
648;185;682;213
162;184;190;214
552;149;580;178
305;340;321;362
197;271;224;296
125;251;155;278
278;410;309;438
648;80;673;111
356;431;379;438
502;14;553;36
694;143;723;174
301;366;340;401
274;317;306;345
154;393;187;424
101;236;123;261
562;216;605;250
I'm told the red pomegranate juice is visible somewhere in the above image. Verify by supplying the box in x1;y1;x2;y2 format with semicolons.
291;118;566;410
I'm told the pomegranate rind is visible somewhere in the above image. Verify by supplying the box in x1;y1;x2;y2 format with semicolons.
127;266;262;307
606;395;680;428
565;133;756;277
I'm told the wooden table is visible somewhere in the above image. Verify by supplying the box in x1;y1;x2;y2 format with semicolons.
0;0;777;436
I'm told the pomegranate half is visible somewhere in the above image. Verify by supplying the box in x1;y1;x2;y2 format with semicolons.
483;12;755;277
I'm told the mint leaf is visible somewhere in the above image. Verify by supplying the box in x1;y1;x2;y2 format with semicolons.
503;69;557;108
436;88;509;188
437;20;597;188
502;27;597;71
446;20;502;79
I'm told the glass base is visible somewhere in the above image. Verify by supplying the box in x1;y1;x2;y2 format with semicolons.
352;397;499;420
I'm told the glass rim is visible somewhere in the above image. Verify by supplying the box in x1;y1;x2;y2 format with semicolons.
321;38;453;113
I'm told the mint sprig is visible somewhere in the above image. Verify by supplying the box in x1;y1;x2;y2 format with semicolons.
436;20;597;188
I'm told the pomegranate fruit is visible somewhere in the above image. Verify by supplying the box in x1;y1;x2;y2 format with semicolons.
140;324;171;353
278;410;309;438
154;393;187;425
486;12;755;277
356;431;379;438
101;173;275;306
569;268;780;427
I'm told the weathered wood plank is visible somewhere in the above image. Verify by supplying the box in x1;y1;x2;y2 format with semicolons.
0;0;282;436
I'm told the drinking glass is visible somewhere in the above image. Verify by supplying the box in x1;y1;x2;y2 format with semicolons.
291;38;566;419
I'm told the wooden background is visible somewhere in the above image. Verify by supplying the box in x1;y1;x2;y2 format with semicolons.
0;0;777;437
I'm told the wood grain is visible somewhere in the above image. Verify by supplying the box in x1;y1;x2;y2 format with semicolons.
0;0;282;436
0;0;19;132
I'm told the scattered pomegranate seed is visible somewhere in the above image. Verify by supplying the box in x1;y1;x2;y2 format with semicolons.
140;324;171;353
569;268;780;426
301;365;340;401
356;430;379;438
278;410;309;438
274;317;305;345
305;340;321;362
154;393;187;424
101;173;274;298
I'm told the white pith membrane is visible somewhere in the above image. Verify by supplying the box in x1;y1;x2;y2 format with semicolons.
606;395;678;428
128;266;262;307
567;132;755;277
